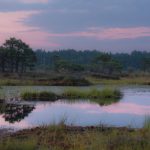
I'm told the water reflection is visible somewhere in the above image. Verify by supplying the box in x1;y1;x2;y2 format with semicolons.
0;103;35;123
0;86;150;129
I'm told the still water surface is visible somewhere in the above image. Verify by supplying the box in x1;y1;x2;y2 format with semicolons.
0;85;150;129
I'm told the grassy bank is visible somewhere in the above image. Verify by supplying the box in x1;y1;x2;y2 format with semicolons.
0;76;149;86
21;88;122;104
0;123;150;150
0;75;91;86
87;76;150;85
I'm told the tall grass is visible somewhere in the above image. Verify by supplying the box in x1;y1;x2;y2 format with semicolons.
87;76;150;85
144;116;150;129
21;88;122;105
62;88;122;99
0;138;37;150
0;123;150;150
21;91;58;101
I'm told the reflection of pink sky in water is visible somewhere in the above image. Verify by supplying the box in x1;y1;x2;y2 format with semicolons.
35;101;150;116
0;115;31;129
0;88;150;129
89;103;150;115
0;101;150;129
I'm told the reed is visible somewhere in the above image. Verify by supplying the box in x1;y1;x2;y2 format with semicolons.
21;88;122;105
144;116;150;130
0;123;150;150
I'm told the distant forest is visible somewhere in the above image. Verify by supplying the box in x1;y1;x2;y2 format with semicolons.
36;49;150;72
0;38;150;74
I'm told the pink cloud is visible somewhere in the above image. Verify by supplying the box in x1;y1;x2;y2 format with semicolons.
48;27;150;40
1;9;150;49
0;11;60;49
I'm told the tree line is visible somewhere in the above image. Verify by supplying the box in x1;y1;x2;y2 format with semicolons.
0;37;150;75
36;49;150;73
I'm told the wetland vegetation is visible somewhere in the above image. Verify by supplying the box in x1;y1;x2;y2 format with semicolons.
0;120;150;150
20;88;122;105
0;38;150;150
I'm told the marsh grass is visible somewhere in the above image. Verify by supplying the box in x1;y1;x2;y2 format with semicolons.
87;76;150;85
0;76;91;86
144;116;150;130
0;138;37;150
21;91;58;101
21;88;122;104
62;88;122;99
0;123;150;150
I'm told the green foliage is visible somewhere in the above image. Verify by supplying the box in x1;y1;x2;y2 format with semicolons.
0;37;36;73
93;53;123;75
142;56;150;72
36;49;150;73
51;55;84;72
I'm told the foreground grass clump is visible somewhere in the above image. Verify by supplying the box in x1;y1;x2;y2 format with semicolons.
62;88;122;99
0;138;36;150
144;116;150;129
0;124;150;150
21;91;58;101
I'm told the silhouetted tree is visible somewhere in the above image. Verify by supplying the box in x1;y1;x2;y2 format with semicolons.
93;53;122;75
0;37;36;73
0;46;8;72
142;57;150;72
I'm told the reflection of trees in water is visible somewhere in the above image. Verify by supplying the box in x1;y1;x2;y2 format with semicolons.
0;102;5;114
0;103;35;123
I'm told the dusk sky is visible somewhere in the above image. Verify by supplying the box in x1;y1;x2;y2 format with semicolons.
0;0;150;52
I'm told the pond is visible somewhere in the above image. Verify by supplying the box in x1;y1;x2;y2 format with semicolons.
0;85;150;130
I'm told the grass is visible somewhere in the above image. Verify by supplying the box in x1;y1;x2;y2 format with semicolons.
0;138;37;150
87;76;150;85
0;123;150;150
0;73;150;86
0;70;150;86
21;91;58;101
62;88;122;99
0;75;91;86
144;116;150;129
21;88;122;104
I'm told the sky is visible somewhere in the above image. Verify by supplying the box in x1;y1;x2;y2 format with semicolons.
0;0;150;52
